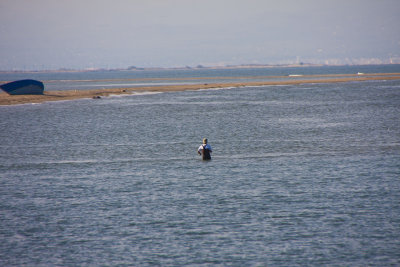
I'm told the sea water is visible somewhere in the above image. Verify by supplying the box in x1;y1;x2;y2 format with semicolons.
1;64;400;91
0;67;400;266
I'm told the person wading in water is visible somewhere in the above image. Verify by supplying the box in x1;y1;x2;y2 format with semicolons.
198;138;212;160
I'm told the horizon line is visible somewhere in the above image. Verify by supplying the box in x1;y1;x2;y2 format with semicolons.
1;62;400;73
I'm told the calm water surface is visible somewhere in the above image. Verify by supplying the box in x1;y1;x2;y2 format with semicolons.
1;73;400;265
1;64;400;91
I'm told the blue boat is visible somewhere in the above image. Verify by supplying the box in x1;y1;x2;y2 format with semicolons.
0;79;44;95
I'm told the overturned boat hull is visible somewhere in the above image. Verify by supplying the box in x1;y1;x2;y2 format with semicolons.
0;79;44;95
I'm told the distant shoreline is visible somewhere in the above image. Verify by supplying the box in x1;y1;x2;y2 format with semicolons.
1;73;400;106
1;63;400;74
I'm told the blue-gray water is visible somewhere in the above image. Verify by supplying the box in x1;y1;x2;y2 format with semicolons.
1;64;400;91
1;67;400;266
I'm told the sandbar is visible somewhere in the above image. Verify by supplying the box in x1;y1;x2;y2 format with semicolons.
1;73;399;106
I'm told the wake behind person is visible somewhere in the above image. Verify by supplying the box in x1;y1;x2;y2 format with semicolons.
198;138;212;160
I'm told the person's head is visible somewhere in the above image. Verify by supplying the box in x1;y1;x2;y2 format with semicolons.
203;138;208;144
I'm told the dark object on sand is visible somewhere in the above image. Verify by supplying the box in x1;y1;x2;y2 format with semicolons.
0;79;44;95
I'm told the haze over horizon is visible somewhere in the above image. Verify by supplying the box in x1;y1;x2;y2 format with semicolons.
0;0;399;71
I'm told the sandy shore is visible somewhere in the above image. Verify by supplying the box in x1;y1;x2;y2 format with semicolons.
1;73;399;106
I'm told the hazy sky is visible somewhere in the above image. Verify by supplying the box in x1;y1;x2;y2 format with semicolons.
0;0;399;70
